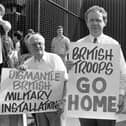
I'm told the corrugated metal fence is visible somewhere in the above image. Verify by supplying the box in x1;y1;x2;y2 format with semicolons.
2;0;126;56
80;0;126;57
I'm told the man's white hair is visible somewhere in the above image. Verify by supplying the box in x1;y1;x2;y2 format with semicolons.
27;33;45;45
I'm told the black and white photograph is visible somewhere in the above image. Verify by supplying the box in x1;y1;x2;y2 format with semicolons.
0;0;126;126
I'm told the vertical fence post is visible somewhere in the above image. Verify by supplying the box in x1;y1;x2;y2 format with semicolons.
64;0;68;36
37;0;40;32
23;113;27;126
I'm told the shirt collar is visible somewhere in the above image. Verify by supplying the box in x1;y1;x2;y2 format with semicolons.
89;33;104;43
56;35;64;39
34;51;48;62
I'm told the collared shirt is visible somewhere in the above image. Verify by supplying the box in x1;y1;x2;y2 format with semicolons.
51;35;70;56
77;33;126;95
78;33;119;44
23;51;68;80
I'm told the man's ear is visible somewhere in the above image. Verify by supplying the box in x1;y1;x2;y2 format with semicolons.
104;19;107;27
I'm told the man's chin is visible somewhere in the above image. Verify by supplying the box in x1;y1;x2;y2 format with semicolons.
38;51;44;55
92;31;101;37
34;52;43;56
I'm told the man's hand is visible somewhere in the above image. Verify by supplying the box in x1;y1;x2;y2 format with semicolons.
117;94;125;113
17;64;28;70
56;98;66;116
66;60;74;72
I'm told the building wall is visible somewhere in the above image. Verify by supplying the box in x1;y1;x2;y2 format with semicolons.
39;0;81;51
39;0;65;51
80;0;126;57
2;0;125;56
38;0;126;56
25;0;39;33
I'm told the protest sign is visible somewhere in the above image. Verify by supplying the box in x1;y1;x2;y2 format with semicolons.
66;43;120;120
0;68;64;114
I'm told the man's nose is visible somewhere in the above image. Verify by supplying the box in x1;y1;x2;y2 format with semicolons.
36;43;40;47
92;20;98;25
